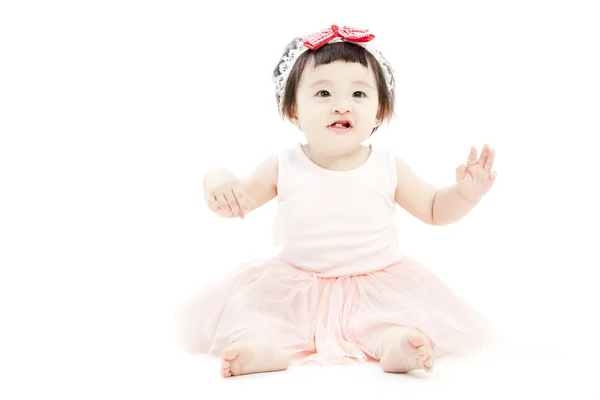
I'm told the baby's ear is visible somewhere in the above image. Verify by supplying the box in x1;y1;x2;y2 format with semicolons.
289;113;301;129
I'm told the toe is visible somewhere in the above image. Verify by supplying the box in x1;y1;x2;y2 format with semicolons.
423;354;435;373
221;343;243;361
407;334;425;348
221;366;232;377
230;361;242;376
220;358;231;377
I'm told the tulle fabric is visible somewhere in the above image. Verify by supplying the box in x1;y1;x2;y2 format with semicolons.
176;257;496;365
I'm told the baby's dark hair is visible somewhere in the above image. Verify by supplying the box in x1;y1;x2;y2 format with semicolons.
273;40;395;135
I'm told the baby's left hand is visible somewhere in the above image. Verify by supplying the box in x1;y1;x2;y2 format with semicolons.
455;144;497;201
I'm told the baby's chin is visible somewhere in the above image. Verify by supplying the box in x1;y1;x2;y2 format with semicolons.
306;136;369;153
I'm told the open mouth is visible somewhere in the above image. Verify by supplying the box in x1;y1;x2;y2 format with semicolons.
328;120;353;132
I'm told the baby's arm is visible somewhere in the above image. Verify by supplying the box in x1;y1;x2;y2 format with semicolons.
238;154;278;213
394;157;479;226
204;155;278;218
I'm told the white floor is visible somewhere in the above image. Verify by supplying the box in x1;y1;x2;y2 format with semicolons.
146;335;598;400
4;310;598;399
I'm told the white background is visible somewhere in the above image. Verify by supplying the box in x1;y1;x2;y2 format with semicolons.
1;0;599;399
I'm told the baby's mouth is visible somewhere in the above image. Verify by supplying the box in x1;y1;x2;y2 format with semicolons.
329;120;352;128
330;122;351;128
328;121;353;134
328;119;354;133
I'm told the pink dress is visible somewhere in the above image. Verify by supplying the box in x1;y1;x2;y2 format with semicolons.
176;143;496;365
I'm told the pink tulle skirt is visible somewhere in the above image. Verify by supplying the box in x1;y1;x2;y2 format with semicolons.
176;256;496;365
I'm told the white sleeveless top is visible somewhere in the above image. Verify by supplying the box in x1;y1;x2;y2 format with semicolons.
274;143;404;277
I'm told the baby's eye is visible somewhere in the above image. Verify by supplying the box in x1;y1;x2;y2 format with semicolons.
353;91;367;98
316;90;331;97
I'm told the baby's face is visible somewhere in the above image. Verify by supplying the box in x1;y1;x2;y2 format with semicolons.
292;60;381;154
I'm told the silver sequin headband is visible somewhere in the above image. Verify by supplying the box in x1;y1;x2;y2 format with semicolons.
273;25;395;116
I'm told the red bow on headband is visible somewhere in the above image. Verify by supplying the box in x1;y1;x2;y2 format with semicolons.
303;25;375;51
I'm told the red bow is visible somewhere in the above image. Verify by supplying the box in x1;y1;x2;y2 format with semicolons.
303;25;375;51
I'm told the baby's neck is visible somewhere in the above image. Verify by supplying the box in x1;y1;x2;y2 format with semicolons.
302;144;371;171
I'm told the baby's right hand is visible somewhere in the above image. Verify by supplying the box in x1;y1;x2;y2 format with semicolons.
203;168;254;219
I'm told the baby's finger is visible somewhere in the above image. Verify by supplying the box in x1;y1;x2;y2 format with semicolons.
214;207;233;218
455;164;467;181
484;148;495;171
467;146;477;165
224;190;244;218
207;199;219;211
216;193;230;211
207;195;221;210
232;182;255;205
232;190;249;217
233;189;251;212
203;191;214;203
205;194;223;211
477;143;489;166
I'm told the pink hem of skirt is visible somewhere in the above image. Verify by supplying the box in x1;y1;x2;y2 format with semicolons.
175;256;497;365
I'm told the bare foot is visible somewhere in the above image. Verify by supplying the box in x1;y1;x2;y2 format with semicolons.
377;327;436;373
220;339;290;378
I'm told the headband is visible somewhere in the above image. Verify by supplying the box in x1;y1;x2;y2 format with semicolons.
273;25;395;115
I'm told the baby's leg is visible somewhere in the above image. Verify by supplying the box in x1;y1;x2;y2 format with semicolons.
375;326;436;373
221;330;290;378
